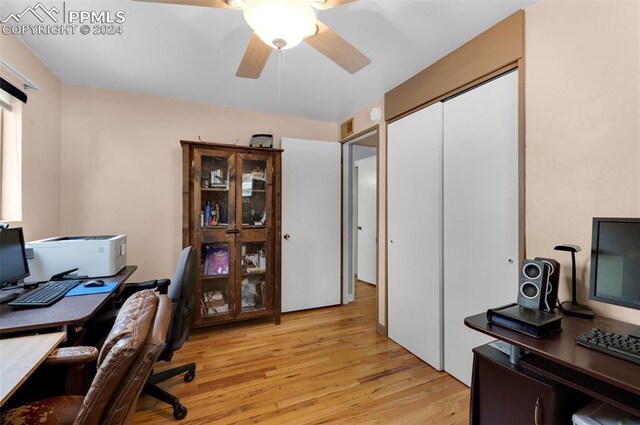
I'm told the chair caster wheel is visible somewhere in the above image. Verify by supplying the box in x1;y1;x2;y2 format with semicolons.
173;405;187;420
184;370;195;383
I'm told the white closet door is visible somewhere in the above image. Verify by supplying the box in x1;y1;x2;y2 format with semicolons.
281;138;341;312
388;102;443;370
443;70;519;385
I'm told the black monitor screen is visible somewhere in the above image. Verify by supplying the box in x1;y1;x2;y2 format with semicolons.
0;227;30;287
589;218;640;310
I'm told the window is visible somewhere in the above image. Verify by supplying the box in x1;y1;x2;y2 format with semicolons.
0;88;22;222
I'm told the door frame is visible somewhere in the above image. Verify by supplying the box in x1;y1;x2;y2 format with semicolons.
340;125;380;317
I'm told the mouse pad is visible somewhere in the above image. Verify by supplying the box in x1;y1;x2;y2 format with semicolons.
65;281;118;297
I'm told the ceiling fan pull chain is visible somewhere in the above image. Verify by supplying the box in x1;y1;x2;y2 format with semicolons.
278;49;285;97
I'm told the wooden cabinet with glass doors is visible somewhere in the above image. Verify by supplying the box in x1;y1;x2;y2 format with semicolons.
181;141;282;327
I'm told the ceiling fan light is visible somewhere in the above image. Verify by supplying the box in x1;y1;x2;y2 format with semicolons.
243;0;317;50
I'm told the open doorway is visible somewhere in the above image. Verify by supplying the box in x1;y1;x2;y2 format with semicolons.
342;127;379;304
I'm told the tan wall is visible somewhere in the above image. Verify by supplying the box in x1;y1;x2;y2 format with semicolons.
526;0;640;324
60;85;337;281
341;98;387;329
0;34;61;241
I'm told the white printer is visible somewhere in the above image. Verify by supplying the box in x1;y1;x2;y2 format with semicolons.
26;235;127;281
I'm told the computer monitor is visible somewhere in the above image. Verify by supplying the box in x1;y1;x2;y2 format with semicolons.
0;227;30;288
590;217;640;337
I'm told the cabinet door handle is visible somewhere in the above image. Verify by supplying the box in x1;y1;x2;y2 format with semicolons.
283;233;290;240
357;226;362;230
534;398;542;425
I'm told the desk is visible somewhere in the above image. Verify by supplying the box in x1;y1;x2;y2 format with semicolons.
465;313;640;419
0;331;66;406
0;266;137;335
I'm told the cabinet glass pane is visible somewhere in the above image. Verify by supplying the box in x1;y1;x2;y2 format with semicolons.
241;242;267;311
241;159;267;228
201;155;230;229
201;242;230;317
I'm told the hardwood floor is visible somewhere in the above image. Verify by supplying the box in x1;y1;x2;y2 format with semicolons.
134;281;470;424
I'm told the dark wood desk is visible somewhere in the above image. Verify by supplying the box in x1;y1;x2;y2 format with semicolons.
0;266;137;335
465;312;640;418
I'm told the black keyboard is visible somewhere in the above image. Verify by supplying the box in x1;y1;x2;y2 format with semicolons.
576;327;640;365
9;280;80;308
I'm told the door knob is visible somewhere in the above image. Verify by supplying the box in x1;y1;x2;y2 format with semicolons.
357;226;362;230
283;233;290;240
508;258;514;264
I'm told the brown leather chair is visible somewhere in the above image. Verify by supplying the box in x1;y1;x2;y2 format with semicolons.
0;289;171;425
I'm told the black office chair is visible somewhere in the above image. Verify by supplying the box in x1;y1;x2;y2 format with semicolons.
109;247;197;420
88;246;197;420
142;246;197;420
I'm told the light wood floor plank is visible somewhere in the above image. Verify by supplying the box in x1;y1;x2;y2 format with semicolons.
134;281;470;424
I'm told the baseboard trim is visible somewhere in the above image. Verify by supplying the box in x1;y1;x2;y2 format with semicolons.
376;322;387;336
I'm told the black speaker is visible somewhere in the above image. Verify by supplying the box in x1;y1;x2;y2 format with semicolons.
534;257;561;312
517;259;549;310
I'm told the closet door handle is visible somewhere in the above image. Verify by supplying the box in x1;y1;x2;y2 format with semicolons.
534;398;542;425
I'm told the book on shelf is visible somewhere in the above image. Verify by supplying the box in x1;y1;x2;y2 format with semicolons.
209;169;228;189
203;245;229;276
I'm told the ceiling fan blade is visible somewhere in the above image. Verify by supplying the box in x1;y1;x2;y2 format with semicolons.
236;33;272;79
305;20;370;74
132;0;234;9
311;0;357;10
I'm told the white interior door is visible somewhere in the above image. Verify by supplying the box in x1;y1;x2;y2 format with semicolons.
353;166;358;276
443;70;519;385
388;102;443;370
355;155;377;285
281;138;341;312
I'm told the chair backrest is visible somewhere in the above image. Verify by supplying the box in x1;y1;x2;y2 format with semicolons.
161;246;196;361
73;289;171;425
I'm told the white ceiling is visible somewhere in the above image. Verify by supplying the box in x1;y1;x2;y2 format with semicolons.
2;0;534;122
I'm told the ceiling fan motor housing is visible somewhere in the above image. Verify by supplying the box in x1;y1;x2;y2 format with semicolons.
273;38;287;49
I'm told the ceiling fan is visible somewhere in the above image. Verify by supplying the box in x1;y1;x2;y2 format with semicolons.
134;0;371;79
